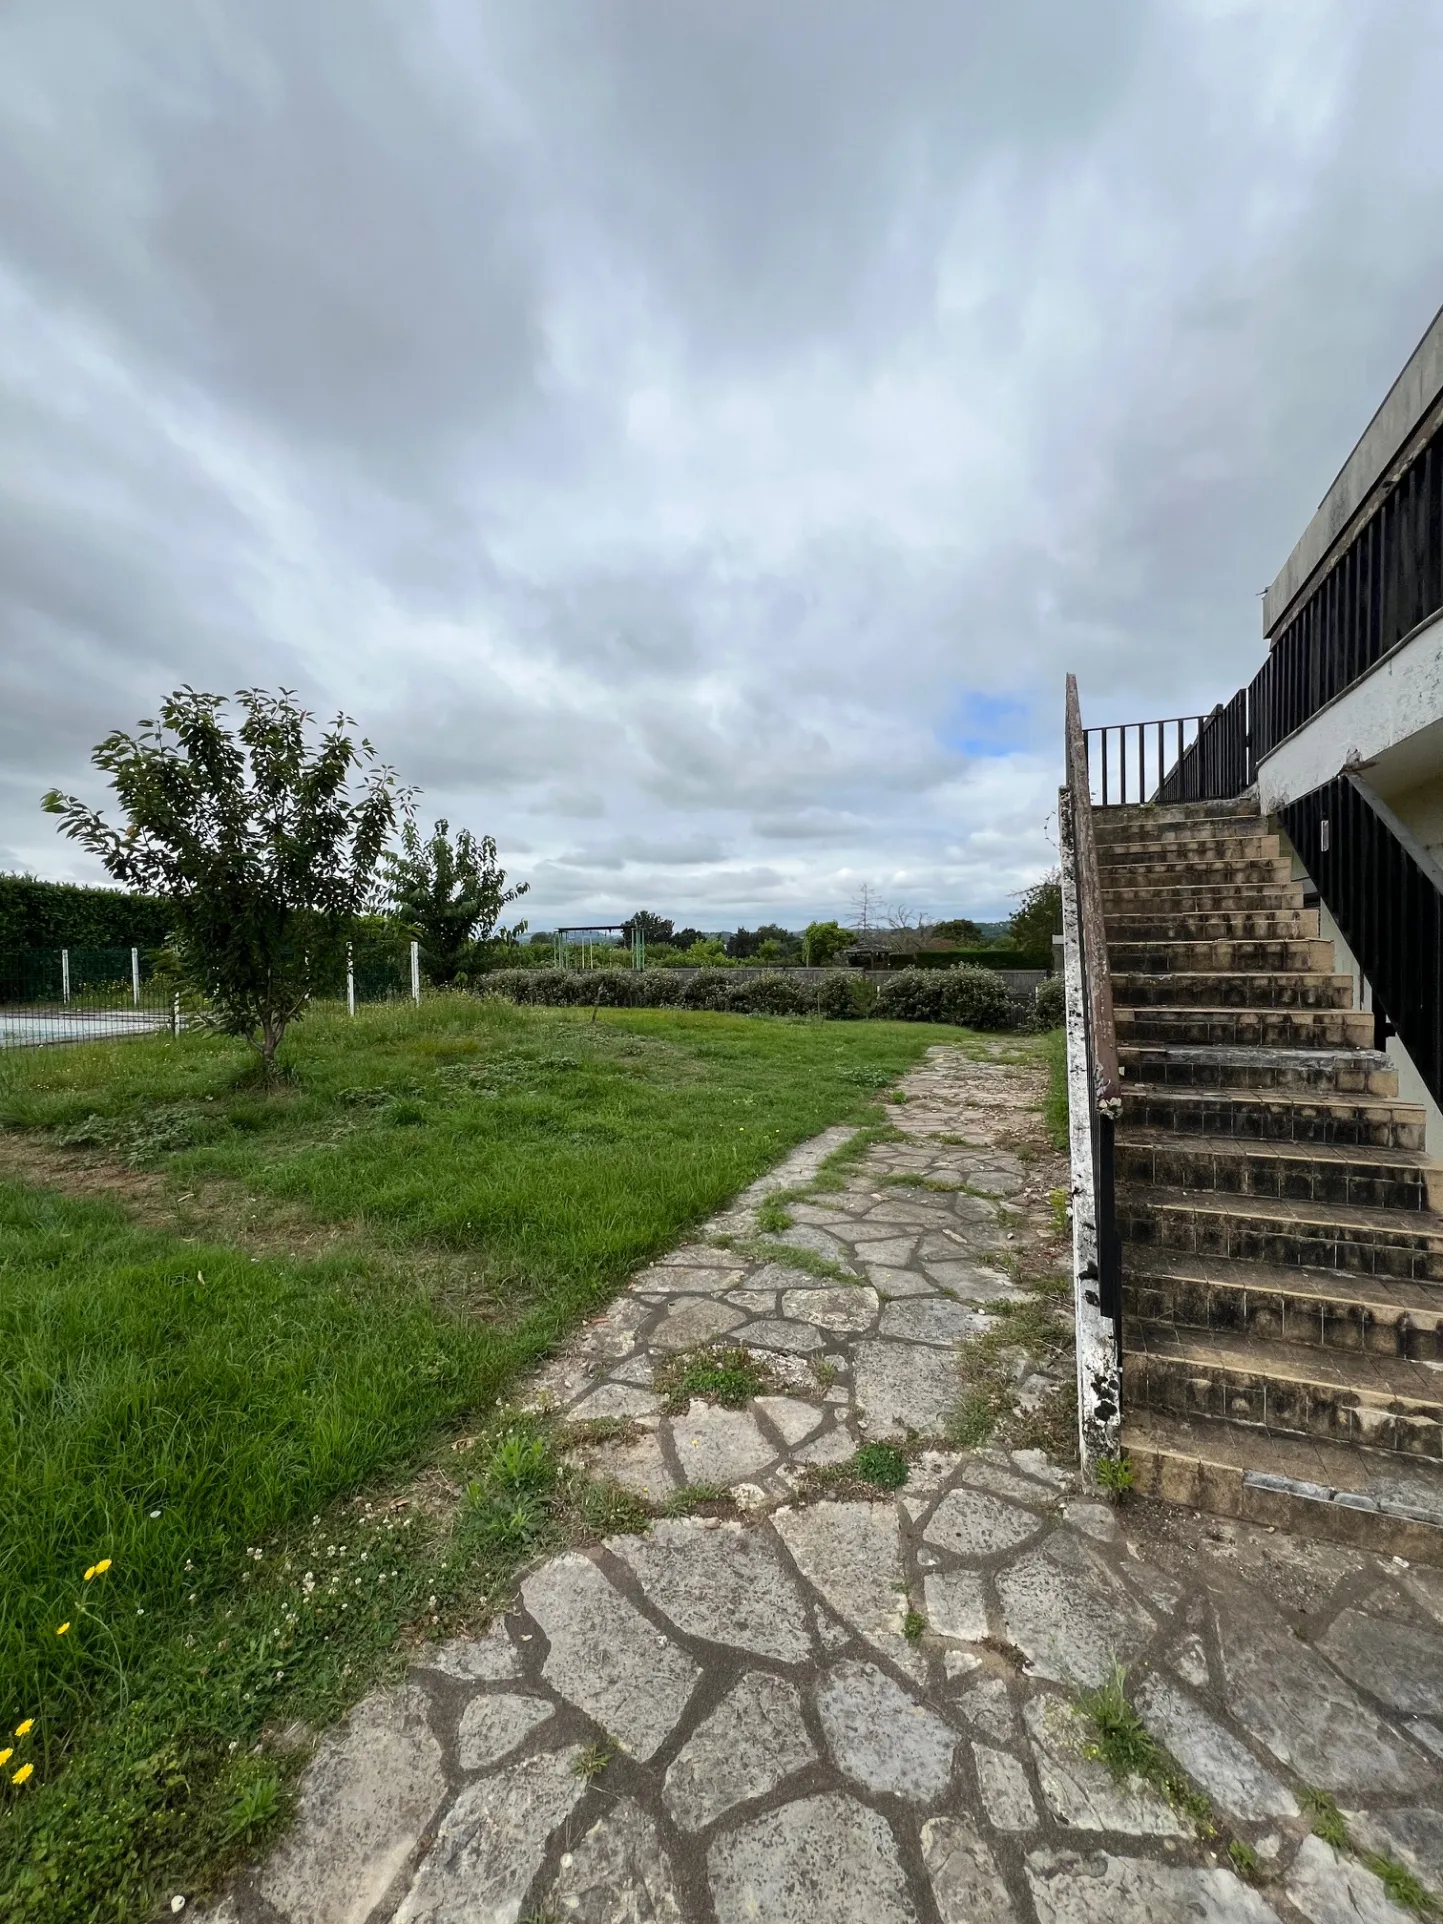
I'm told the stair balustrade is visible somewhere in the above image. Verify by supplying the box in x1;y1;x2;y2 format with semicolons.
1061;675;1124;1469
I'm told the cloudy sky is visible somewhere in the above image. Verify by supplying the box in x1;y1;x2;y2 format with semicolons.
3;2;1442;929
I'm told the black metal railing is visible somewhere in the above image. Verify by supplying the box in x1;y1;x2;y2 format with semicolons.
1256;417;1443;760
1082;403;1443;811
1083;716;1203;807
1159;687;1251;803
1083;690;1254;810
1280;773;1443;1112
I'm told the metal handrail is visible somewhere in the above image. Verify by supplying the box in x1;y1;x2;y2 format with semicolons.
1083;715;1205;808
1065;675;1122;1117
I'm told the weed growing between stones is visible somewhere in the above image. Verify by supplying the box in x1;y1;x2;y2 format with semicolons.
1300;1787;1349;1851
1227;1840;1261;1880
655;1346;778;1413
902;1610;927;1645
754;1192;794;1234
1094;1454;1136;1503
1077;1663;1214;1834
810;1357;839;1390
851;1444;910;1489
558;1417;645;1450
713;1234;856;1284
662;1484;732;1518
1299;1788;1438;1915
572;1740;613;1785
945;1271;1077;1462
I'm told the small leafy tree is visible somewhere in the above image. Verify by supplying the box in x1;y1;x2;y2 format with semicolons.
621;910;674;946
803;920;852;966
43;688;407;1070
381;819;529;985
1009;872;1062;958
932;916;982;946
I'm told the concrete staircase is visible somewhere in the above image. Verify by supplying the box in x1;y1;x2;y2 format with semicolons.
1097;796;1443;1561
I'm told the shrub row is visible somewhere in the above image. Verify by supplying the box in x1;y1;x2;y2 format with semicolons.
480;965;1060;1031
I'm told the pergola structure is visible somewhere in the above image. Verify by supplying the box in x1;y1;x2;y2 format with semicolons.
554;924;644;969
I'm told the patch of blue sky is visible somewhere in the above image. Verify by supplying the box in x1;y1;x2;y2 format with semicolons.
938;691;1034;759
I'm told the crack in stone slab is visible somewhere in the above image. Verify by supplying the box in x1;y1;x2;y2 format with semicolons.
521;1554;700;1760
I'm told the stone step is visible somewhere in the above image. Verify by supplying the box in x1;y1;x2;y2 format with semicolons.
1093;800;1262;835
1106;910;1321;943
1122;1408;1443;1564
1116;1130;1438;1211
1118;1044;1395;1096
1123;1323;1443;1458
1115;1006;1375;1049
1122;1083;1425;1150
1101;884;1303;916
1097;833;1281;868
1118;1183;1443;1282
1123;1249;1443;1360
1099;857;1294;889
1108;939;1334;975
1112;971;1354;1011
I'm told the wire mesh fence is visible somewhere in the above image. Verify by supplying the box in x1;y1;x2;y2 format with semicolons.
0;947;178;1049
0;941;425;1048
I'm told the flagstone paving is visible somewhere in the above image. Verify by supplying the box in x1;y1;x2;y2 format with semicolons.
202;1045;1443;1924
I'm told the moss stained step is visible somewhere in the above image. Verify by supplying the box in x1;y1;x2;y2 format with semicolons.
1100;858;1294;889
1123;1324;1443;1458
1122;1249;1443;1360
1093;801;1263;836
1113;971;1354;1011
1119;1183;1443;1281
1121;1083;1425;1150
1116;1006;1375;1049
1118;1043;1395;1096
1115;1129;1438;1211
1122;1408;1443;1563
1106;910;1322;943
1097;834;1282;867
1109;939;1334;974
1101;884;1304;916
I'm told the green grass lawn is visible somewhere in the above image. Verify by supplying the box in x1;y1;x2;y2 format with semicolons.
0;998;995;1919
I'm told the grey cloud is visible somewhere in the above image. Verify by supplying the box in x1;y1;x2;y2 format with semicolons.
3;2;1442;922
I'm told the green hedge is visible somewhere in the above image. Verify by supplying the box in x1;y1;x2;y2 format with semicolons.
0;875;175;951
480;965;1044;1030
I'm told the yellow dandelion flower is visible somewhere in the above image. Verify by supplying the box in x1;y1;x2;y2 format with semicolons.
94;1559;111;1575
11;1762;33;1785
56;1622;70;1637
0;1749;11;1767
14;1720;32;1737
84;1566;96;1582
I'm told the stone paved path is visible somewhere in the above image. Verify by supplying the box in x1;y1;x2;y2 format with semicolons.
205;1046;1443;1924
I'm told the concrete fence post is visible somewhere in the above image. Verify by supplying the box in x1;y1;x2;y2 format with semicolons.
346;941;356;1017
131;947;141;1006
410;940;421;1006
61;948;71;1005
